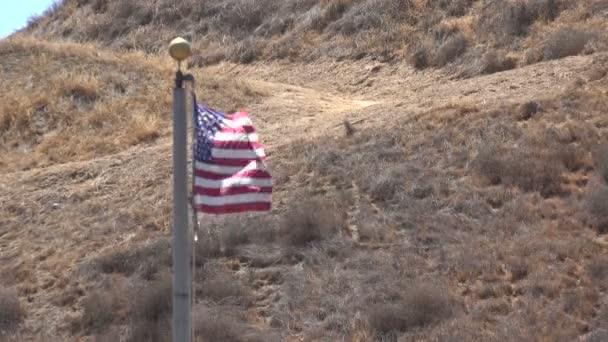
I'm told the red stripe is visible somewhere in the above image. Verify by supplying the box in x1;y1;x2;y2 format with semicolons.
193;186;273;196
195;202;271;214
202;159;259;167
212;141;263;150
194;169;272;180
219;125;256;134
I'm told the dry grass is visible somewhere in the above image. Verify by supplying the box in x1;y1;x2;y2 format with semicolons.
81;289;125;334
0;36;266;172
21;0;608;75
280;198;346;246
367;284;453;336
127;276;172;342
0;290;23;335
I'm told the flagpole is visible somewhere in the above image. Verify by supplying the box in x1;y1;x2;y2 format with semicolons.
169;37;192;342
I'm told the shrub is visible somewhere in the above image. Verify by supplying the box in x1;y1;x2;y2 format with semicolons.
0;290;23;334
587;186;608;234
473;144;564;197
368;284;452;335
194;309;246;342
588;256;608;284
128;276;172;342
480;50;517;74
280;198;345;246
93;239;170;279
542;28;597;61
434;32;468;67
477;1;536;45
593;144;608;184
81;290;123;333
200;273;250;306
439;0;474;17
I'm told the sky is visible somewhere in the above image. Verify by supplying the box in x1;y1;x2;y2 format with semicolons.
0;0;55;38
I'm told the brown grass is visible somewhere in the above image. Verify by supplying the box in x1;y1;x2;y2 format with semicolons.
0;36;266;172
0;290;23;335
280;198;346;246
81;287;126;334
586;186;608;234
21;0;608;74
368;284;452;336
127;276;171;342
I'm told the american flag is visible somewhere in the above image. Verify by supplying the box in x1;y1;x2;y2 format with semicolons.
192;102;272;214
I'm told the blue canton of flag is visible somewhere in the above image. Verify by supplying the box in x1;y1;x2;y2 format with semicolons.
193;104;226;162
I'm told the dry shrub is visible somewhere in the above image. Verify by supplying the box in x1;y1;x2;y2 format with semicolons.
480;50;517;74
407;41;432;69
61;76;99;103
542;27;598;61
194;309;247;342
434;32;468;67
93;239;170;279
557;144;586;172
81;289;125;333
0;290;23;335
518;101;540;121
587;255;608;286
586;185;608;234
477;1;537;45
507;257;530;282
473;144;564;198
368;284;452;336
439;0;474;17
281;198;345;246
200;273;250;306
128;114;161;144
128;276;171;342
228;38;263;64
593;144;608;184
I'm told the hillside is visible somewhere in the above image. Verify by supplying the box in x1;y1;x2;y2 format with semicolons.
1;0;608;341
24;0;608;74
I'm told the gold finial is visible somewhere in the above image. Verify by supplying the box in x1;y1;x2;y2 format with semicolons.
169;37;192;62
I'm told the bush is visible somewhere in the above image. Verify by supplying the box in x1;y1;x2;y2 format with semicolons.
0;290;23;334
93;239;170;278
542;28;597;61
194;309;246;342
480;50;517;74
439;0;474;17
200;273;250;306
477;1;536;45
588;256;608;284
473;144;564;198
128;277;172;342
593;144;608;184
587;186;608;234
81;290;123;333
434;32;468;67
368;284;452;335
280;198;345;246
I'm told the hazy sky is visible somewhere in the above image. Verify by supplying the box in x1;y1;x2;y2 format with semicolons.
0;0;55;38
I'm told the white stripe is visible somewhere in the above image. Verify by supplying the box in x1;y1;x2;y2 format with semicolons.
195;160;263;175
212;148;265;159
229;117;253;127
194;176;272;189
194;193;271;206
214;132;258;142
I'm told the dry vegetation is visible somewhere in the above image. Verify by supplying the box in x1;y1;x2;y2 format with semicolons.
1;0;608;341
0;36;266;173
23;0;608;74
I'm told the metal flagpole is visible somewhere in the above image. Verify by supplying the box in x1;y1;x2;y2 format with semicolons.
170;37;192;342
